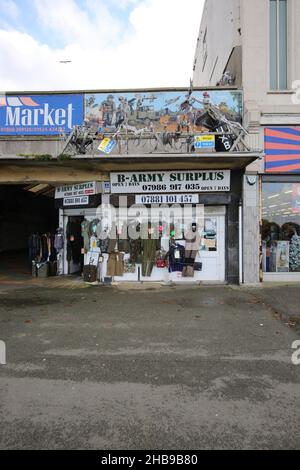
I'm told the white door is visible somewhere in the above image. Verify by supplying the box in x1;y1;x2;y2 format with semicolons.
168;206;226;283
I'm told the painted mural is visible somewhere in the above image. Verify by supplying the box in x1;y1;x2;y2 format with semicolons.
83;89;243;154
85;90;242;131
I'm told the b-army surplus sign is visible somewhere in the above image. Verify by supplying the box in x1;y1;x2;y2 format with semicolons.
55;182;101;199
110;171;231;194
55;181;102;209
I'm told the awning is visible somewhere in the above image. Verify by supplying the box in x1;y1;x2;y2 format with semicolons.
0;152;263;184
82;152;262;171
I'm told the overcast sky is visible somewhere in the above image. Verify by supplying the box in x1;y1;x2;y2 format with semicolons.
0;0;204;91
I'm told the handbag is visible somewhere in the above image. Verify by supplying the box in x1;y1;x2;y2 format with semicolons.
156;259;167;268
83;264;97;283
194;262;202;272
156;250;168;268
36;262;49;278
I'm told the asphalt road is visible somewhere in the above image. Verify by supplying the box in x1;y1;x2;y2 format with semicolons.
0;283;299;450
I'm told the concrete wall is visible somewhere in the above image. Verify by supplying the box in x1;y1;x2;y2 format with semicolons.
193;0;241;86
194;0;300;127
0;138;61;157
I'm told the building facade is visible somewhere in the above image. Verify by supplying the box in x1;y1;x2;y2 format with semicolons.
0;88;259;285
193;0;300;283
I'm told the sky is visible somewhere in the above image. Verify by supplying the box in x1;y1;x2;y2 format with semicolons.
0;0;204;91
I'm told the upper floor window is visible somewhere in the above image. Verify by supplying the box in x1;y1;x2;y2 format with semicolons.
270;0;288;90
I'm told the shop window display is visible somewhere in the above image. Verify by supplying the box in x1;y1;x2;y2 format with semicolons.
262;182;300;273
75;214;220;282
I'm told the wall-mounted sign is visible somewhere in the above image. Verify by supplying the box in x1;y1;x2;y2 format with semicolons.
265;127;300;173
55;181;101;199
194;135;215;149
98;137;116;154
102;182;111;194
136;194;200;204
110;171;231;194
64;196;89;206
0;94;84;135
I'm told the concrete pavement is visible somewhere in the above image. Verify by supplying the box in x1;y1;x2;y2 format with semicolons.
0;282;299;449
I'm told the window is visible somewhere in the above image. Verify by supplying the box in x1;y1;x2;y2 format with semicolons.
262;182;300;273
270;0;288;90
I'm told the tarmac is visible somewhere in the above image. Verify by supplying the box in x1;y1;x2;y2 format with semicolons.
0;278;299;449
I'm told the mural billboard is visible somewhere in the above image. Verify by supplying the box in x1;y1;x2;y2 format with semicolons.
0;94;84;135
84;89;243;155
265;127;300;173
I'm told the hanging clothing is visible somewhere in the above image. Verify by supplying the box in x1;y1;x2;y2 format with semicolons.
107;238;118;254
28;233;41;262
182;248;197;278
88;219;100;237
40;234;49;262
81;220;90;254
48;233;57;263
100;236;110;253
182;265;195;278
185;229;201;252
141;238;160;277
90;236;98;252
168;243;185;273
107;252;124;276
118;238;130;253
129;238;142;263
54;229;64;252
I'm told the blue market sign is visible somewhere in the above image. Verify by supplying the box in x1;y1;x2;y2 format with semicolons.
0;94;84;135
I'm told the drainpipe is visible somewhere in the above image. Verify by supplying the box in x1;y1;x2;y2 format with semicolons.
239;199;243;285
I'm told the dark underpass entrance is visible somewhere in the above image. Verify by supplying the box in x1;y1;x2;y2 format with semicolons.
0;184;58;279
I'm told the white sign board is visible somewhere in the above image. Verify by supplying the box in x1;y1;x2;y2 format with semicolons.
136;194;200;204
110;171;230;194
63;196;89;206
55;182;100;199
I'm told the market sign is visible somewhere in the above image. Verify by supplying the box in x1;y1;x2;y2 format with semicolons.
136;194;200;204
0;94;84;135
110;171;231;194
194;135;215;149
55;182;102;199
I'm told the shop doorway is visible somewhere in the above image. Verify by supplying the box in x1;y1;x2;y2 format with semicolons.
168;207;225;283
64;215;84;275
0;184;58;279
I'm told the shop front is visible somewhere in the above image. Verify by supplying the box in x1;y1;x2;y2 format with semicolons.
262;175;300;281
56;166;251;285
0;87;261;284
263;127;300;282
